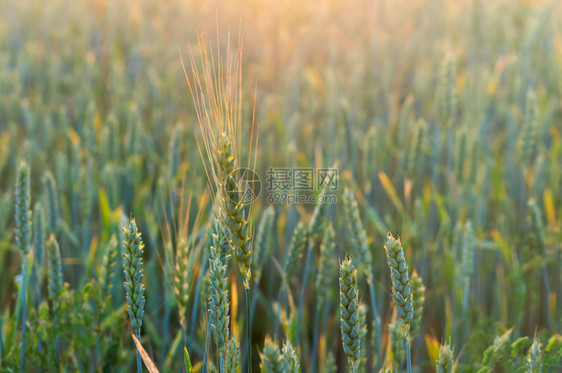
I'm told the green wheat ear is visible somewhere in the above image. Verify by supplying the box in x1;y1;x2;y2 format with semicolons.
208;218;231;360
410;270;426;339
260;338;288;373
121;218;146;336
438;53;457;123
339;254;360;373
389;315;405;366
42;171;60;234
282;339;299;373
436;344;454;373
46;234;63;304
253;206;275;285
520;89;538;167
15;161;32;257
99;234;119;300
315;223;336;311
384;232;413;340
224;338;240;373
32;203;45;267
217;133;252;289
342;189;372;274
461;221;475;287
283;221;308;280
173;237;190;333
525;338;542;373
309;187;330;239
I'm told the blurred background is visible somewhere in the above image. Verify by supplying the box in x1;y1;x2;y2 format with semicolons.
1;0;562;371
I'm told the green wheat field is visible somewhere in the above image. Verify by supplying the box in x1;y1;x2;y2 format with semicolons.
1;0;562;371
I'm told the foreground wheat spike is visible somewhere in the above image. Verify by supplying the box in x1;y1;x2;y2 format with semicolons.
526;338;542;373
15;162;32;257
384;232;413;373
436;344;454;373
217;133;253;290
121;218;145;373
282;339;299;373
208;218;231;362
261;338;288;373
253;206;275;284
410;270;426;339
339;255;360;373
384;233;413;339
99;234;119;300
283;221;308;280
46;235;63;303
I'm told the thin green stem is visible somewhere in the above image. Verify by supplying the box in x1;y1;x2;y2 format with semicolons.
367;279;382;368
406;339;412;373
245;288;252;373
20;260;27;373
136;331;142;373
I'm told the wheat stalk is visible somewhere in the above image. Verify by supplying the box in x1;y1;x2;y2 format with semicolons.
339;254;360;373
99;234;119;300
384;232;413;373
209;218;231;367
520;90;538;167
183;34;257;372
42;171;60;234
15;161;31;373
121;218;145;373
260;338;288;373
224;338;240;373
46;234;63;304
282;339;299;373
283;221;308;281
436;344;454;373
253;206;275;285
410;270;425;339
32;203;45;268
15;162;32;257
526;338;542;373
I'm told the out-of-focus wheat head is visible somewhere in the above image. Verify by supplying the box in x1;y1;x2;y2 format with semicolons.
160;186;208;333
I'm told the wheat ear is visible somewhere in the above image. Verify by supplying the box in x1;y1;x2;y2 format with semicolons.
15;161;31;373
410;270;425;339
260;338;288;373
99;234;119;300
384;232;413;373
436;344;454;373
121;218;145;373
209;218;231;366
339;255;360;373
